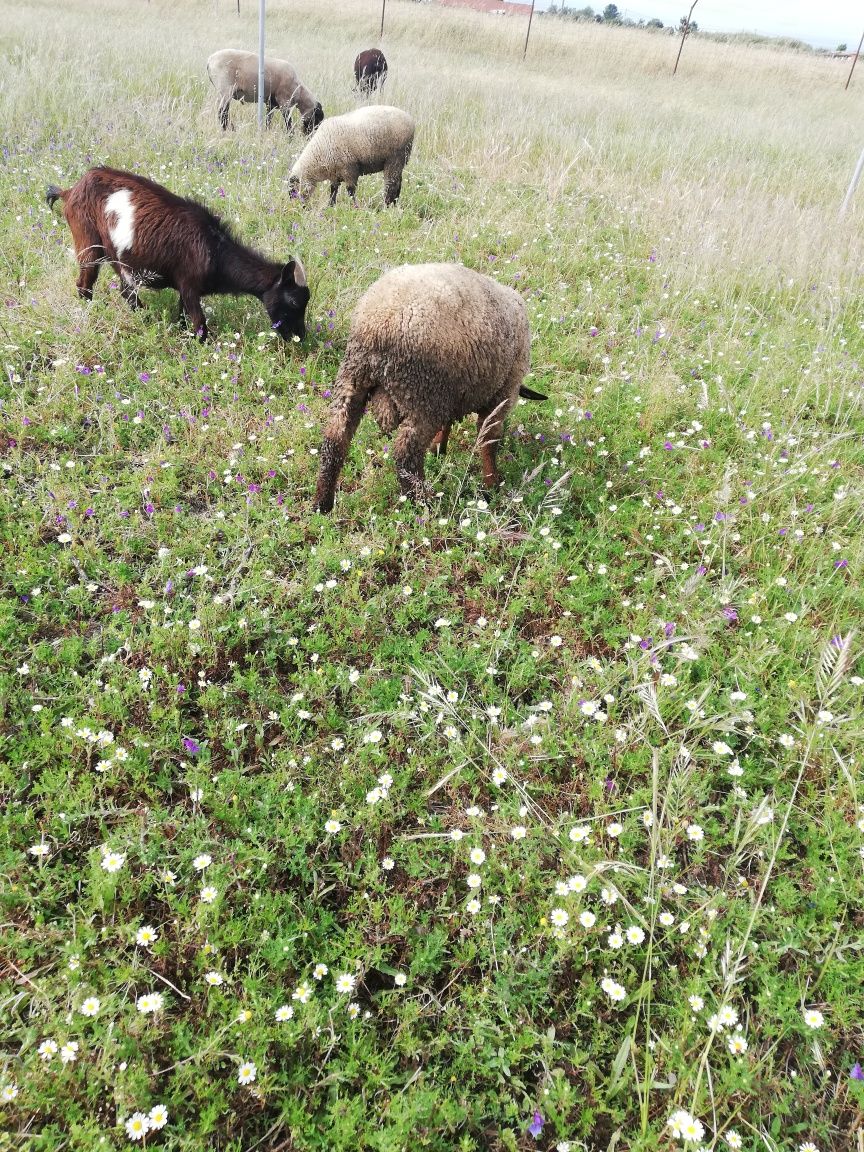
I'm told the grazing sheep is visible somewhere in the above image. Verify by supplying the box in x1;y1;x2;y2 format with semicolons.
289;105;414;207
354;48;388;94
313;263;546;513
207;49;324;135
46;167;310;341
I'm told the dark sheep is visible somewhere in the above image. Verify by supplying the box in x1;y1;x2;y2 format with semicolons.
354;49;388;94
46;166;310;341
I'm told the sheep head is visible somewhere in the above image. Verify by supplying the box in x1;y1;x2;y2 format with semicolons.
302;102;324;136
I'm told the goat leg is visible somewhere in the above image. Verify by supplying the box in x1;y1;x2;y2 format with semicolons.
178;286;208;341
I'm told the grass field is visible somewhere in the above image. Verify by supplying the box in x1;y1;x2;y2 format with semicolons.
2;0;864;1148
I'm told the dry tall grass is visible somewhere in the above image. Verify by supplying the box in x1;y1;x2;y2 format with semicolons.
3;0;863;292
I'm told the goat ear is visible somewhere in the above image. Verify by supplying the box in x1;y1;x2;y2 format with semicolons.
282;258;307;288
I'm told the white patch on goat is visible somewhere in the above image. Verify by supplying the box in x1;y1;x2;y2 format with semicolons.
104;189;136;259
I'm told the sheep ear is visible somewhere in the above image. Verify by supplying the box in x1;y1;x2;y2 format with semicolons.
282;258;306;288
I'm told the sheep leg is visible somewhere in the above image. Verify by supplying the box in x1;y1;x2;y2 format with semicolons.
328;181;341;207
343;166;361;207
178;286;208;341
280;103;295;135
476;397;514;490
218;99;231;131
313;379;368;513
392;416;439;502
430;425;451;457
383;161;403;206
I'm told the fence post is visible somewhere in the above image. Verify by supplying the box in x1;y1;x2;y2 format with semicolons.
845;27;864;90
673;0;699;76
840;145;864;216
523;0;537;60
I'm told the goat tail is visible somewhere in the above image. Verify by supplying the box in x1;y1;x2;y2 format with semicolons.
519;384;548;401
46;184;65;208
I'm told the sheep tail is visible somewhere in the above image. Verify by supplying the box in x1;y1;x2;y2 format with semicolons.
46;185;65;208
519;384;547;401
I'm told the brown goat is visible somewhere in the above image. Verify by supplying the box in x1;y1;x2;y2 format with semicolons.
354;49;388;94
46;167;310;341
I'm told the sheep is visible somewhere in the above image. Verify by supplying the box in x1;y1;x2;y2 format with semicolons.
313;263;546;513
207;49;324;135
354;48;388;94
46;166;310;342
289;105;414;207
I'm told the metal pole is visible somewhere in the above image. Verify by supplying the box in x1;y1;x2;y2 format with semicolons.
522;0;536;60
840;145;864;216
380;0;386;39
845;27;864;90
257;0;265;128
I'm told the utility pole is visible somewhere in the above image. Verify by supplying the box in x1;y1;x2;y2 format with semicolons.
257;0;265;127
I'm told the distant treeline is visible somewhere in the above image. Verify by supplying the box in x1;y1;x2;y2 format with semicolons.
541;5;836;53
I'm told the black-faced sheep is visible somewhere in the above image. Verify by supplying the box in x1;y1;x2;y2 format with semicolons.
313;263;546;513
289;105;414;207
207;49;324;135
354;49;388;94
46;167;310;341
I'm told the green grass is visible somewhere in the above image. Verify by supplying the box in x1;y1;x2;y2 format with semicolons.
1;0;864;1149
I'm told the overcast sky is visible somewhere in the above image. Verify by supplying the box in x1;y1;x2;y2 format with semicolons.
538;1;863;48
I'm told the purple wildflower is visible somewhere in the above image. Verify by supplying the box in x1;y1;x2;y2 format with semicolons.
182;737;201;755
528;1111;544;1139
851;1062;864;1081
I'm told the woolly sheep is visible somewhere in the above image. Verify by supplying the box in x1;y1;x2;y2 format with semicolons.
207;49;324;135
313;263;546;513
289;105;414;207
